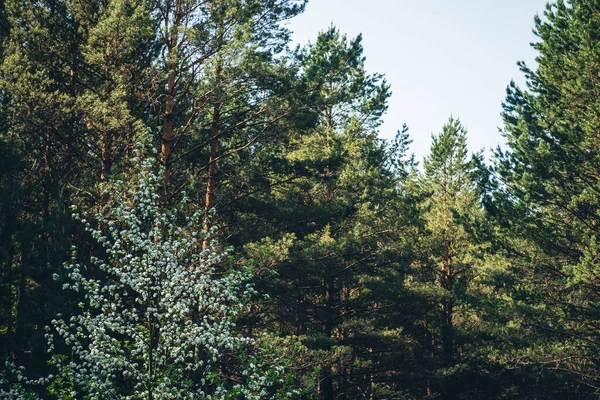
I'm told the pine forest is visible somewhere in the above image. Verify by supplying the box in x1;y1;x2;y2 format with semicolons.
1;0;600;398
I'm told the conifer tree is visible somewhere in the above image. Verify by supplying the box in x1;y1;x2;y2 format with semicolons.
73;0;154;184
0;0;86;370
145;0;305;198
493;0;600;394
0;0;305;376
243;27;419;399
413;117;488;399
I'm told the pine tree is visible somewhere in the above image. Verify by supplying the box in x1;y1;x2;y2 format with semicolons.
0;0;86;372
412;117;489;399
144;0;305;198
72;0;154;184
0;0;306;378
493;0;600;394
241;27;420;399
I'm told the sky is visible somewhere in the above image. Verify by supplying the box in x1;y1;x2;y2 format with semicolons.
287;0;548;163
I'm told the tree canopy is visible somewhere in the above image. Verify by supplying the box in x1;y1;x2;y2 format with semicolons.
2;0;600;399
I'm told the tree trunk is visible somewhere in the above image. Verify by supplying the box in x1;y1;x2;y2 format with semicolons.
42;128;51;220
100;128;112;212
5;240;15;360
441;254;456;400
441;298;455;400
100;128;112;182
319;275;335;400
202;55;222;248
161;71;176;198
13;255;26;360
203;102;220;248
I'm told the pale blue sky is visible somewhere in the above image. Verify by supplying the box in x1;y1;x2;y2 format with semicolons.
288;0;547;163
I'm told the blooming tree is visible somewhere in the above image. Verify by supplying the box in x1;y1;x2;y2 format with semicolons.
46;153;276;399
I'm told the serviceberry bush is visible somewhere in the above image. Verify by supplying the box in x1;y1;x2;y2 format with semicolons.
0;360;38;400
45;152;282;399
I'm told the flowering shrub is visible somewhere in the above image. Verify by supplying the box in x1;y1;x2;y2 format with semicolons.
0;360;38;400
45;153;282;399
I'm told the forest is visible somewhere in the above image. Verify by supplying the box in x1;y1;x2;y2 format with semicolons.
0;0;599;398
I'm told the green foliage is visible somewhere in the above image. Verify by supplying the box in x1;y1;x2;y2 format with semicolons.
3;0;599;398
491;0;600;395
235;27;422;399
402;117;501;399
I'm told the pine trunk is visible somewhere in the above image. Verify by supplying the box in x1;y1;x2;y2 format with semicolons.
319;276;335;400
161;71;176;197
203;56;222;248
203;102;220;248
441;254;455;400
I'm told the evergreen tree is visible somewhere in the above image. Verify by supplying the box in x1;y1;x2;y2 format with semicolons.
410;118;491;399
241;27;420;399
0;0;85;371
7;0;598;397
72;0;154;184
0;0;305;379
144;0;305;198
493;0;600;394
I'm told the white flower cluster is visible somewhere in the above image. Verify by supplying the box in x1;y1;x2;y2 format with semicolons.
0;360;37;400
46;156;275;399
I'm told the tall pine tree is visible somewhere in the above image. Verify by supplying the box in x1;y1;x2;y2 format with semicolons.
493;0;600;395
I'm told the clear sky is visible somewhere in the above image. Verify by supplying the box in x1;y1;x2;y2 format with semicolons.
287;0;548;163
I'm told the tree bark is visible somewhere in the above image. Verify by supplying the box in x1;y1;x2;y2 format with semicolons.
161;71;176;198
202;54;222;248
319;275;335;400
441;253;456;400
100;128;112;182
203;101;220;248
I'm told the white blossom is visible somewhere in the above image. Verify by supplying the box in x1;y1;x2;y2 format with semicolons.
43;154;284;399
